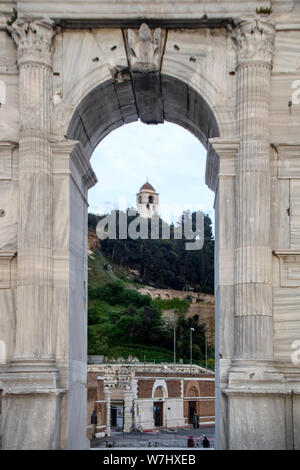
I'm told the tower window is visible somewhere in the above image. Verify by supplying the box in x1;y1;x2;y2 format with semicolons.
148;196;153;203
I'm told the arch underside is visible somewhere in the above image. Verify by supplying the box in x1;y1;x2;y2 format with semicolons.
67;74;220;190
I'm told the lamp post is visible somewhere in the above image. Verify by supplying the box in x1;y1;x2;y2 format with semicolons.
182;284;189;297
205;332;208;371
190;327;195;372
174;325;176;367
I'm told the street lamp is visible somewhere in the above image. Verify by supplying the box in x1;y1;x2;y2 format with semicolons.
205;331;208;371
174;324;176;367
190;327;195;371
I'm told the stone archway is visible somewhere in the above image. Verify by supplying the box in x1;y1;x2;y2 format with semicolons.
1;2;300;451
152;380;168;427
152;379;168;399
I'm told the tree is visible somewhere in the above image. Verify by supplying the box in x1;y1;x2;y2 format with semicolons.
90;210;214;293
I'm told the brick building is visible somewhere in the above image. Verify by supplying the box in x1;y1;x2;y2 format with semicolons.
86;373;110;439
133;371;214;430
86;362;214;437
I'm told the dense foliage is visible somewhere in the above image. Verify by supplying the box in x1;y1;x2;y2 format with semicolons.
88;210;214;294
87;210;215;367
88;282;213;366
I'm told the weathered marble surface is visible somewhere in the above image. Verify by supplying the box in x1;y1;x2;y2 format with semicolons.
14;0;298;22
1;0;300;451
228;392;289;450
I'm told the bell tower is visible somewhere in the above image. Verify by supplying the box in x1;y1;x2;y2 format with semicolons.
136;181;159;218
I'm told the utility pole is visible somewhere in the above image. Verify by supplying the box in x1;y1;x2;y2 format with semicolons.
190;327;194;372
205;332;208;371
174;325;176;368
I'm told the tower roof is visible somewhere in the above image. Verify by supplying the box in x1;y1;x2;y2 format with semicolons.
139;181;156;192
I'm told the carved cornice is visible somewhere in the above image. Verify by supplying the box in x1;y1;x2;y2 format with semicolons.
0;251;16;289
274;250;300;287
231;15;276;67
127;23;163;72
272;142;300;179
9;16;55;68
209;138;239;177
0;141;17;180
51;139;98;190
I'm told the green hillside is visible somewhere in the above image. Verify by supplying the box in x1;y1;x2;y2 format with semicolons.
87;230;214;368
88;210;214;294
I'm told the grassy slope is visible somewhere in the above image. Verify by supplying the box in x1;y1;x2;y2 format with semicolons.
88;242;189;361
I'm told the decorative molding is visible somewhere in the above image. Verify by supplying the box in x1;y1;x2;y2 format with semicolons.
272;142;300;179
9;15;55;67
0;142;17;180
205;144;219;192
209;138;239;177
127;23;163;73
231;15;276;67
0;251;16;289
51;139;97;189
50;138;78;157
224;388;292;397
275;250;300;287
51;103;74;139
152;379;168;398
125;23;166;124
71;142;98;190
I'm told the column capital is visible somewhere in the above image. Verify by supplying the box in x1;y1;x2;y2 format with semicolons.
9;15;55;68
231;15;276;67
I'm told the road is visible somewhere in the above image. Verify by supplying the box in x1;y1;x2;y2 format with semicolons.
92;426;215;449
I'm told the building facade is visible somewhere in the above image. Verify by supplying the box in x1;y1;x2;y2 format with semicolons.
86;373;110;440
86;362;215;436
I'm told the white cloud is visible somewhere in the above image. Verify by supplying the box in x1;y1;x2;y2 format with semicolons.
89;121;215;228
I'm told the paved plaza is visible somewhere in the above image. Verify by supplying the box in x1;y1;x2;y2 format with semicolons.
92;426;215;449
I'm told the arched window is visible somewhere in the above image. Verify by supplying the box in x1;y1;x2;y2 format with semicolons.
152;380;168;398
148;195;153;203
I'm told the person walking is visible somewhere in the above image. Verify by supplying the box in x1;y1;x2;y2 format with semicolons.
202;435;210;448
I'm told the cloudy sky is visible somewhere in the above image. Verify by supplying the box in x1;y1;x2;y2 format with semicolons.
89;121;215;227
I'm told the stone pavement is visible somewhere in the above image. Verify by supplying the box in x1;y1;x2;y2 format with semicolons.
91;426;215;449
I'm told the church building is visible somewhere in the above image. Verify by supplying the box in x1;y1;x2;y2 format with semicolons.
136;181;159;218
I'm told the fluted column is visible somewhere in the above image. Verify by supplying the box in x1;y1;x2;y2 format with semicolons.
232;16;276;361
1;17;61;450
123;391;133;432
104;388;111;437
11;17;55;362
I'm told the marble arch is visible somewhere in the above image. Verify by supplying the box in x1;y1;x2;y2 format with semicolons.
1;0;300;451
